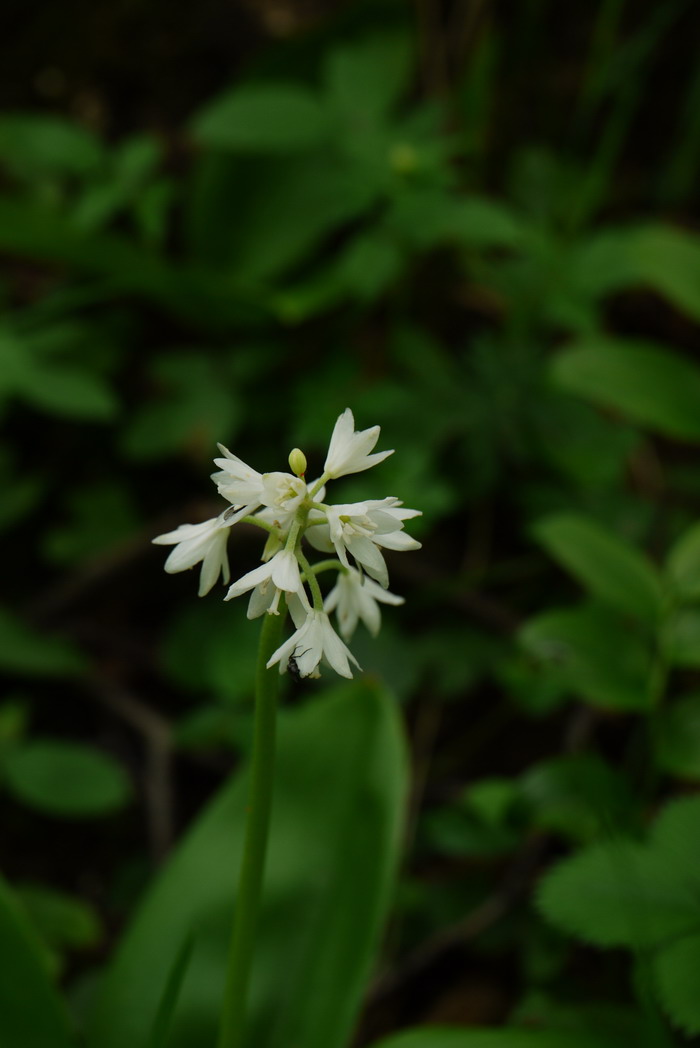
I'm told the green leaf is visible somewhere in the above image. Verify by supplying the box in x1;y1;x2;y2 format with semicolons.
20;365;118;420
648;795;700;875
551;338;700;442
656;695;700;778
0;113;104;180
16;884;101;950
537;841;700;948
520;755;637;842
661;609;700;668
654;935;700;1035
0;875;76;1048
0;607;85;677
42;482;138;565
2;741;131;817
532;512;662;622
324;33;412;126
88;681;407;1048
369;1027;626;1048
665;521;700;599
390;190;523;250
518;603;652;712
193;84;329;152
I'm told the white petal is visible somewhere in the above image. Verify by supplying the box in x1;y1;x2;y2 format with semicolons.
225;559;272;600
270;550;301;593
347;537;389;587
373;532;422;552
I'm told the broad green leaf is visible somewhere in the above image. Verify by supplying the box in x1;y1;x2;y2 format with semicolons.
0;113;104;179
0;607;85;677
656;695;700;778
325;33;412;126
661;610;700;668
566;225;700;325
0;875;75;1048
520;755;637;841
88;681;407;1048
16;884;101;950
532;513;662;622
390;190;523;250
551;338;700;442
654;935;700;1035
369;1027;626;1048
42;482;138;564
193;85;329;152
648;795;700;875
21;365;117;420
537;841;699;948
518;603;651;712
665;521;700;598
2;741;131;817
122;351;239;460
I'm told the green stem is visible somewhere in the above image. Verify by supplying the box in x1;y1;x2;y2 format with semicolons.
296;547;324;611
217;609;285;1048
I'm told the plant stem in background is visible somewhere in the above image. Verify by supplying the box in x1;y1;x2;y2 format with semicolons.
217;609;286;1048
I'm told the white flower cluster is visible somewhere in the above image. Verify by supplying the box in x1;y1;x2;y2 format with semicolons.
153;409;421;679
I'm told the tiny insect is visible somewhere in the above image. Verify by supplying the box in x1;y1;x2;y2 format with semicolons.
287;648;311;682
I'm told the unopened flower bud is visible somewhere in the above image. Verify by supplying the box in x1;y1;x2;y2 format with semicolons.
288;448;307;477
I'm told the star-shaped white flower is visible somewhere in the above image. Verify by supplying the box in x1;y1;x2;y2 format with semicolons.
267;608;361;678
152;514;234;596
224;549;305;615
324;568;404;640
308;498;421;588
211;445;265;514
323;408;394;479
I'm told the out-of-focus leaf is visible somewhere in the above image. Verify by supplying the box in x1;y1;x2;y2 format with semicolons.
0;113;104;179
519;755;637;841
537;841;699;948
656;694;700;779
16;884;101;951
2;741;131;817
325;33;412;126
336;230;402;300
0;874;76;1048
88;681;407;1048
0;608;85;678
193;85;329;151
662;609;700;668
532;512;662;622
518;603;651;711
160;601;257;702
73;135;162;231
43;482;139;565
666;521;700;599
21;365;118;420
551;338;700;441
390;190;523;250
122;352;239;460
369;1027;627;1048
654;934;700;1036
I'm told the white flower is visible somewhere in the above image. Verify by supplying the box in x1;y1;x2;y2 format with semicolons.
267;608;361;679
324;408;394;479
308;498;421;588
260;472;308;514
152;515;233;596
224;549;305;614
324;568;404;640
211;445;264;513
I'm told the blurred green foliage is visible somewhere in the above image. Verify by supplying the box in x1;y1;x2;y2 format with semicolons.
4;1;700;1045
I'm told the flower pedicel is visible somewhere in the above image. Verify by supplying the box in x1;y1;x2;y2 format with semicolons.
153;408;420;678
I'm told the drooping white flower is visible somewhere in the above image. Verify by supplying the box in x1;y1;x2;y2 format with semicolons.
152;514;234;596
267;608;361;679
323;408;394;479
324;568;404;640
308;498;421;588
224;549;305;614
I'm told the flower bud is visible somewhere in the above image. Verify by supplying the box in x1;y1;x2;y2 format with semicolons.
288;448;307;477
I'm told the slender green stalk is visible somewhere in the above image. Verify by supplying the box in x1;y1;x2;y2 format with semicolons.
217;610;285;1048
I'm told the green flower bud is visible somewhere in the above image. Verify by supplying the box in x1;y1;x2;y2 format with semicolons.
288;447;307;477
